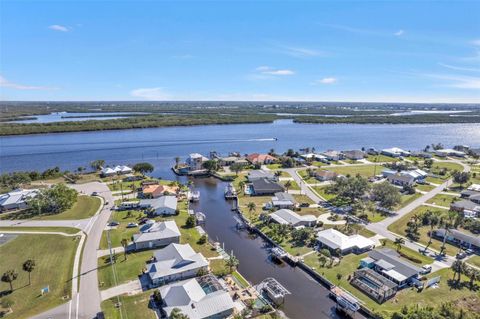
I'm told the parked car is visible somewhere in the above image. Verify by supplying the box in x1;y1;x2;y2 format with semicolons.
299;203;310;208
456;252;467;259
109;221;120;226
420;265;432;274
139;217;149;225
92;191;99;196
126;222;138;228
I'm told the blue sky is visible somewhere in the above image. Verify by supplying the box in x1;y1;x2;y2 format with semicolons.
1;1;479;103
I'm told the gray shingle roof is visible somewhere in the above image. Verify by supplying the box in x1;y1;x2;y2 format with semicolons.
368;248;421;278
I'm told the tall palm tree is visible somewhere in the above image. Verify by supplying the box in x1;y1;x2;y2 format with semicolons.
121;239;129;260
1;269;18;292
466;267;480;290
170;308;190;319
284;180;292;192
22;259;35;285
225;253;239;273
451;260;464;283
246;202;256;219
394;237;405;252
238;181;245;194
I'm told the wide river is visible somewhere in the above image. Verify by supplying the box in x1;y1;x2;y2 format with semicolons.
1;120;478;319
1;120;478;174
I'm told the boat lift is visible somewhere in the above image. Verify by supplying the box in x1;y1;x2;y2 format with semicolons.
255;277;290;306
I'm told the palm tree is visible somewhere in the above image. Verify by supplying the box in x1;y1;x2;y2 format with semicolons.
225;253;239;273
238;181;245;194
424;212;440;253
121;239;129;260
394;237;405;252
465;267;480;290
246;202;256;219
451;260;464;284
22;259;35;285
274;171;282;178
284;180;292;192
170;308;190;319
1;269;18;292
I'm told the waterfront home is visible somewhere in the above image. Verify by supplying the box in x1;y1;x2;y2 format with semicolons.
316;229;375;255
435;149;466;158
410;151;432;158
247;169;277;181
403;169;428;181
133;220;181;250
381;147;410;158
250;178;284;195
100;165;132;177
147;243;209;287
433;229;480;252
321;150;344;161
470;148;480;157
186;153;209;171
386;174;415;186
343;150;366;160
351;268;397;303
118;201;140;210
141;184;180;198
360;248;421;288
0;189;38;212
269;209;316;227
139;196;178;215
216;155;248;167
246;153;278;165
159;276;235;319
270;192;296;209
300;153;328;162
315;170;338;182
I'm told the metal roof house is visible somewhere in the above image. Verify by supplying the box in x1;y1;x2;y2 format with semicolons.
381;147;410;157
147;243;209;287
139;196;178;215
433;229;480;252
250;178;284;195
247;169;277;181
270;192;296;209
343;150;366;160
159;276;235;319
133;220;181;250
100;165;132;177
269;209;316;227
0;189;38;212
363;248;421;288
316;228;375;255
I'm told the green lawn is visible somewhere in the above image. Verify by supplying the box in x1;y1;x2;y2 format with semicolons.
0;234;78;319
98;250;152;289
366;154;399;163
312;161;329;167
387;206;460;256
426;194;458;207
280;179;300;190
0;226;80;234
415;184;436;192
467;255;480;268
101;291;155;319
312;186;336;201
1;196;101;221
99;209;148;249
398;192;422;208
297;169;318;184
381;240;433;265
431;161;464;172
265;164;282;169
232;271;250;288
329;165;384;178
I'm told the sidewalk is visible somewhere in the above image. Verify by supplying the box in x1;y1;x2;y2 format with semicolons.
100;280;143;301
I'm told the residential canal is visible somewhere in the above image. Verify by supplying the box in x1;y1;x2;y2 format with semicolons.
189;177;364;319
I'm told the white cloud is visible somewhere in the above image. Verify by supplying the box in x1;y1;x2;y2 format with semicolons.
279;46;323;58
438;62;480;72
314;77;337;84
130;87;171;100
0;75;57;90
423;73;480;89
471;39;480;46
48;24;69;32
394;30;405;36
255;66;294;76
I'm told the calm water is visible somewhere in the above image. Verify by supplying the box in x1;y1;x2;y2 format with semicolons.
9;112;148;123
0;120;478;174
190;178;351;319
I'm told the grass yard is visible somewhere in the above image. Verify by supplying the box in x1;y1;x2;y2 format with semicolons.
312;186;336;201
366;154;399;163
467;255;480;268
0;226;80;234
98;250;152;289
101;291;155;319
265;164;282;170
280;179;300;190
1;195;101;221
99;209;148;249
381;240;434;265
426;193;458;207
387;206;460;256
431;161;464;172
397;192;422;209
329;165;384;178
297;169;318;184
415;183;436;192
312;161;328;167
0;234;78;319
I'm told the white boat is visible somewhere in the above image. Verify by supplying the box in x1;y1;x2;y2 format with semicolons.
224;183;237;199
188;190;200;202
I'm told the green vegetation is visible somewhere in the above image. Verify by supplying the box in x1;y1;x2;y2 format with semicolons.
415;183;436;192
328;164;384;178
0;234;78;319
99;209;146;249
426;193;458;207
98;250;152;289
0;226;80;234
365;154;399;163
101;291;156;319
467;255;480;268
232;270;250;288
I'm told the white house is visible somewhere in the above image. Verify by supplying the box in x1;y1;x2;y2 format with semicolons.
269;209;317;227
270;192;296;209
159;277;235;319
139;196;178;215
147;243;209;287
186;153;209;171
381;147;410;157
316;228;375;255
0;189;38;212
100;165;133;177
435;149;466;158
133;220;181;250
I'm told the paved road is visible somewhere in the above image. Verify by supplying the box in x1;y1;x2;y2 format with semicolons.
284;168;325;202
31;182;114;319
0;218;92;231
